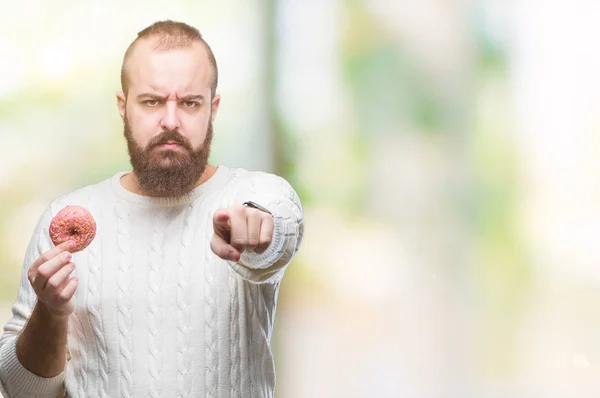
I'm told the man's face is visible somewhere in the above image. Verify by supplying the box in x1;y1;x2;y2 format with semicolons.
117;38;220;197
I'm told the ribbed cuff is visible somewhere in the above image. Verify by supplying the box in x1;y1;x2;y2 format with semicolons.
238;215;287;269
0;336;65;397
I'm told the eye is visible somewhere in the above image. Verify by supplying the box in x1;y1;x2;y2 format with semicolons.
143;99;160;107
182;100;200;108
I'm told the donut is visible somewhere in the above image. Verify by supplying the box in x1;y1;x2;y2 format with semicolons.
49;205;97;252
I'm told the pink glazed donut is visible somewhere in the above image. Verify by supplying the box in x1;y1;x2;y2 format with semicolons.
49;205;96;252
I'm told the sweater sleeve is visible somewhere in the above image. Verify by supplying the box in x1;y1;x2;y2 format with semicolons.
227;173;304;284
0;206;67;398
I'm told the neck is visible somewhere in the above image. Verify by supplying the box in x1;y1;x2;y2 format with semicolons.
121;164;218;196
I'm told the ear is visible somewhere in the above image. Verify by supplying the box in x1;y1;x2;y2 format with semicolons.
116;91;127;120
210;94;221;122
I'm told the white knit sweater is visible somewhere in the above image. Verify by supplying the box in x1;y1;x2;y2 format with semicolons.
0;165;304;398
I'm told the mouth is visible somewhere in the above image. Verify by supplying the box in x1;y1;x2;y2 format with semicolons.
157;141;183;149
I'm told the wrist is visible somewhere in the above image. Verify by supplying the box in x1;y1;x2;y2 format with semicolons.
33;301;71;330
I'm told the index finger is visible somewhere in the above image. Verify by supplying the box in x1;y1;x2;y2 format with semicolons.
213;209;231;227
30;239;75;273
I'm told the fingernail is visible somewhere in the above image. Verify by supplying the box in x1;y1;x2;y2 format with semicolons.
67;240;76;250
229;252;238;262
65;252;72;260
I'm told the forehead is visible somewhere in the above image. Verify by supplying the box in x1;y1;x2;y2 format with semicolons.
126;38;212;95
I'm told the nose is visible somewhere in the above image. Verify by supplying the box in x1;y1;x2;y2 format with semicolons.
160;100;181;131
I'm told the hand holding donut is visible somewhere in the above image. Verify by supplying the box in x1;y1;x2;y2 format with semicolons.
27;240;79;317
27;206;97;317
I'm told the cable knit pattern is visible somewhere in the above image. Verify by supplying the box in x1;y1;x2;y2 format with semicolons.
0;166;303;398
246;285;258;398
70;309;89;397
148;208;165;397
67;190;103;397
229;273;241;398
205;207;219;398
85;191;109;398
254;286;267;397
116;200;134;398
176;203;196;397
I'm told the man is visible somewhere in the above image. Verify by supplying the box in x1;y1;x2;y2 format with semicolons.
0;20;304;398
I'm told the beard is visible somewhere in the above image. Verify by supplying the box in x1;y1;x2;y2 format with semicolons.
123;115;213;198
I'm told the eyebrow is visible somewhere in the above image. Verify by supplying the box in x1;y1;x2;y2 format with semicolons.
136;93;164;101
179;95;205;102
136;93;205;101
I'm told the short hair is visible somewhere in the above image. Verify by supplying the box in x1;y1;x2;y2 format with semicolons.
120;20;218;97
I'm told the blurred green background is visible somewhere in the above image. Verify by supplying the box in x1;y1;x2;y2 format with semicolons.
2;0;600;396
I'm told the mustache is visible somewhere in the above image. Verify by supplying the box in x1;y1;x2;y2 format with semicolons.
147;130;193;151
